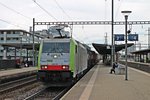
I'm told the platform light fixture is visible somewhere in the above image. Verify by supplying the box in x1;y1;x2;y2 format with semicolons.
121;10;132;80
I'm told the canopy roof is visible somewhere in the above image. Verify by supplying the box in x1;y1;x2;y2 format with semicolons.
92;43;134;55
131;49;150;54
0;43;40;50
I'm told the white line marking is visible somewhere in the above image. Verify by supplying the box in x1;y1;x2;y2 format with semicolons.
129;67;150;77
119;63;150;77
60;67;96;100
79;66;99;100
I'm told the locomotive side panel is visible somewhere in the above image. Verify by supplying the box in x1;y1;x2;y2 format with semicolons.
77;43;88;73
69;39;77;78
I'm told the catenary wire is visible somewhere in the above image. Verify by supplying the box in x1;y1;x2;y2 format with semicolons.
0;2;31;20
33;0;58;21
53;0;72;20
115;0;124;20
0;18;23;28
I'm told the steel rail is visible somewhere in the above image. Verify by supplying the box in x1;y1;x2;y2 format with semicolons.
23;88;46;100
0;75;37;94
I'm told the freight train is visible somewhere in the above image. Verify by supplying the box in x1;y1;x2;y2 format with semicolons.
37;37;98;86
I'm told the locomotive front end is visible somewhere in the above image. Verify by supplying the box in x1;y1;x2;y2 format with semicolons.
37;39;73;86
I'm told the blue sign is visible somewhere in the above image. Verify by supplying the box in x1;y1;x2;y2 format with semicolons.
114;34;124;41
128;34;138;41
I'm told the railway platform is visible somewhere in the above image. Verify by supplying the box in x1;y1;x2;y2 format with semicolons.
0;67;36;78
61;63;150;100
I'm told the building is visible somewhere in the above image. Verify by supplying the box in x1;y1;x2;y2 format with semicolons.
0;29;41;60
0;26;70;66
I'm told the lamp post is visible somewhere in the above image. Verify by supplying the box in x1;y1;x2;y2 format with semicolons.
19;35;23;65
121;10;132;80
33;18;35;67
111;0;114;68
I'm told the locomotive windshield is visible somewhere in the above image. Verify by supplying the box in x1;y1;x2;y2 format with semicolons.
42;42;70;53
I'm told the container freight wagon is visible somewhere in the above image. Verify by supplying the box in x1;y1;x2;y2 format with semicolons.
87;50;99;70
37;38;88;86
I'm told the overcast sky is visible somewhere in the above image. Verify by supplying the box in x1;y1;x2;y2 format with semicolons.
0;0;150;49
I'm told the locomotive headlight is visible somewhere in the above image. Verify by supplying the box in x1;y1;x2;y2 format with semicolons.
54;55;57;58
41;65;48;69
41;66;44;69
62;66;66;69
44;66;48;69
62;65;69;70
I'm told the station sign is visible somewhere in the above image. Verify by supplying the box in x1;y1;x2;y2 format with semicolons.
128;34;138;41
114;34;124;41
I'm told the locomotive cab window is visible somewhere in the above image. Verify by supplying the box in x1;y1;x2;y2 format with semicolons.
42;42;70;53
75;45;77;53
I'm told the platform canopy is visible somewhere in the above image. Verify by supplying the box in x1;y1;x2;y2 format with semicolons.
0;43;40;50
92;43;134;55
131;48;150;54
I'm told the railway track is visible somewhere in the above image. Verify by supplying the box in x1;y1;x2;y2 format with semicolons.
23;67;87;100
0;75;37;94
0;63;93;99
0;74;72;100
24;87;70;100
